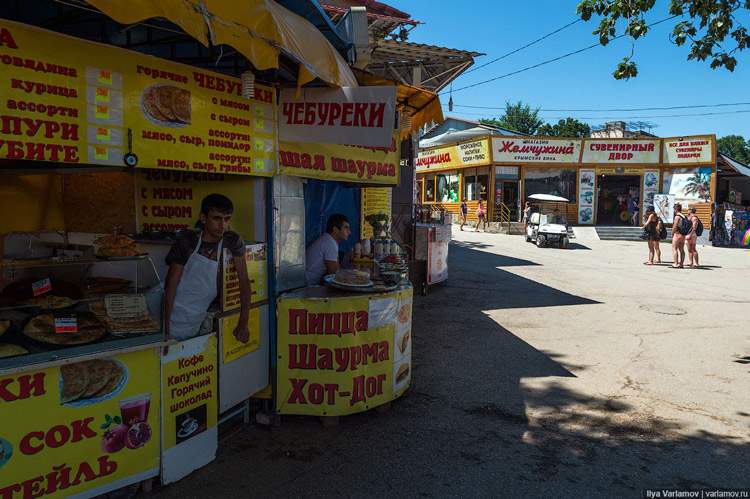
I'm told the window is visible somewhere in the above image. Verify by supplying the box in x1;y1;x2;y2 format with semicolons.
463;168;477;201
436;172;460;203
476;174;488;201
524;168;577;202
425;174;435;202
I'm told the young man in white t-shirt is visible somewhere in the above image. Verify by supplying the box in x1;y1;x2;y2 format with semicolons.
305;214;351;286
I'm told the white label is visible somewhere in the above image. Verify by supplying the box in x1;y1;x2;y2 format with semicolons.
54;317;78;333
32;278;52;296
105;295;148;318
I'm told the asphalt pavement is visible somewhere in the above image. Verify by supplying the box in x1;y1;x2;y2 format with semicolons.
147;229;750;498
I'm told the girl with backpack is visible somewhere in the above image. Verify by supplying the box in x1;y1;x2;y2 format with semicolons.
686;207;701;268
640;207;663;265
670;203;687;268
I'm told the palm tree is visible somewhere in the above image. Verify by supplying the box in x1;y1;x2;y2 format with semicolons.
683;172;711;201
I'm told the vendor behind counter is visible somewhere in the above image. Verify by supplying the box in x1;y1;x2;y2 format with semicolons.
305;213;351;286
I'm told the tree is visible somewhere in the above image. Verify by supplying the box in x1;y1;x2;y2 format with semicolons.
479;100;544;135
536;118;591;138
683;172;711;201
717;135;750;164
576;0;750;79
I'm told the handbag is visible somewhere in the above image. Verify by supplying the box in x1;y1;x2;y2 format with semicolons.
659;226;668;240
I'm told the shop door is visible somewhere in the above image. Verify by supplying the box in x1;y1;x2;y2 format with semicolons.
503;182;519;221
596;174;641;225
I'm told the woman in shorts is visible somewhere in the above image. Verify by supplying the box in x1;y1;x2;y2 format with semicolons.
475;199;487;232
523;201;531;231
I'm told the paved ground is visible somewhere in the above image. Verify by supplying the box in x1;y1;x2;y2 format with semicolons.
148;229;750;498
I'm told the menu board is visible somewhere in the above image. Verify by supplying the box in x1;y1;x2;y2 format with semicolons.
361;188;392;239
0;20;276;176
222;243;267;311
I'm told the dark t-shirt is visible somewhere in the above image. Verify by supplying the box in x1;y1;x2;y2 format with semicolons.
165;231;245;267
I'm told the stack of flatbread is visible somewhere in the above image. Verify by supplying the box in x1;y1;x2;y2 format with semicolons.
23;313;107;346
95;235;145;258
142;85;191;124
0;319;26;358
60;358;125;404
89;300;159;335
19;294;75;310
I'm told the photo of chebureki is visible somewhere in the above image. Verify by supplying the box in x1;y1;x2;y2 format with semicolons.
140;84;191;127
59;358;127;405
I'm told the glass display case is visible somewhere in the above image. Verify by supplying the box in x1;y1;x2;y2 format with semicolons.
0;258;164;370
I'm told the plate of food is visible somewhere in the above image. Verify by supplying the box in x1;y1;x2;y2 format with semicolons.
140;84;191;128
330;269;372;287
59;357;128;407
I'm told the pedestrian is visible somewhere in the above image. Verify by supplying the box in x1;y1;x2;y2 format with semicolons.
686;207;700;268
671;203;687;268
640;206;661;265
523;201;531;231
630;196;639;226
459;198;468;231
654;214;665;263
475;199;487;232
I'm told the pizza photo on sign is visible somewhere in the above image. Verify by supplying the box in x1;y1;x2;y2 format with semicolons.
140;84;191;127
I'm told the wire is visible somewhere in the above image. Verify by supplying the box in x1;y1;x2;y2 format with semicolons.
451;102;750;112
445;109;750;120
463;19;582;75
448;15;679;94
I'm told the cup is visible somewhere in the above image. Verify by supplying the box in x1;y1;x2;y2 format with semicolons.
119;393;151;424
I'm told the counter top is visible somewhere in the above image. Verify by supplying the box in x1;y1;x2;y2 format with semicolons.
279;282;412;300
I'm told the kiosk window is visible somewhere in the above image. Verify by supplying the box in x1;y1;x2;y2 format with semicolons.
425;174;435;202
437;173;460;203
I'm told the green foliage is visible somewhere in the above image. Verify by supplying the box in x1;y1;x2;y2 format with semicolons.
364;213;389;225
576;0;750;79
717;135;750;164
480;100;544;135
536;118;592;138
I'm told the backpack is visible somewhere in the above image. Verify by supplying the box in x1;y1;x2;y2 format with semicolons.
694;216;704;236
677;214;692;236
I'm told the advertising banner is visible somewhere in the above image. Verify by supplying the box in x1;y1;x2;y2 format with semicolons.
279;130;400;185
663;136;714;165
361;188;392;239
582;139;660;164
642;169;660;223
220;309;261;364
278;87;397;147
428;225;450;284
222;243;267;312
276;288;413;416
653;194;675;224
0;20;276;176
491;137;581;164
416;138;490;172
0;349;160;498
161;334;218;484
135;169;263;238
577;168;595;224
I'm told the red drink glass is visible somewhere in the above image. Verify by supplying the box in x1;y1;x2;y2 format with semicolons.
119;393;151;424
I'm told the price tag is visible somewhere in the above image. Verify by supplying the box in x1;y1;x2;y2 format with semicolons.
94;147;109;160
254;138;264;150
105;295;148;318
95;105;110;119
54;317;78;334
95;87;110;103
32;278;52;296
254;118;265;131
98;70;112;85
254;104;264;115
255;159;265;171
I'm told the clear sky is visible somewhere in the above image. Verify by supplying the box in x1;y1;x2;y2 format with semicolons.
384;0;750;140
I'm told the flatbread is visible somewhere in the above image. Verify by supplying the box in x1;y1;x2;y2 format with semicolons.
96;243;145;257
20;295;75;310
23;313;107;345
142;87;169;122
94;234;134;248
0;320;10;338
92;361;125;398
156;86;178;121
79;359;113;398
0;343;28;359
397;303;411;323
171;88;191;123
60;363;90;403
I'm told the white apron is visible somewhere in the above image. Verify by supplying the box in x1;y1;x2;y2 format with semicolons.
169;233;223;339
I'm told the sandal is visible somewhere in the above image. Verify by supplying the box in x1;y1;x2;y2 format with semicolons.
670;265;681;268
643;262;653;265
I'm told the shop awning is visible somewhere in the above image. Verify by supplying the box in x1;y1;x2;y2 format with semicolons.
353;69;443;140
719;152;750;177
86;0;358;89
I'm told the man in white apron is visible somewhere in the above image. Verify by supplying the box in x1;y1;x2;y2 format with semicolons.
164;194;251;342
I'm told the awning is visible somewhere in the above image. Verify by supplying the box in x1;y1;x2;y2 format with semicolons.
86;0;358;89
353;70;443;140
719;152;750;177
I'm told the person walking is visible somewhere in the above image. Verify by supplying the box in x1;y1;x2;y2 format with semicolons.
686;207;701;268
475;199;487;232
523;201;531;231
459;198;468;231
654;214;665;263
640;206;660;265
671;203;687;268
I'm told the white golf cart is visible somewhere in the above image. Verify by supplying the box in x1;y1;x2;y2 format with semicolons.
525;194;570;248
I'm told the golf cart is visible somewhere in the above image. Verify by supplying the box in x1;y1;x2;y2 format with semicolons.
525;194;570;248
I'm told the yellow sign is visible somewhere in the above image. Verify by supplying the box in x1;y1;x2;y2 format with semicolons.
222;243;267;311
0;20;276;176
161;335;218;451
221;309;261;364
361;188;392;239
595;167;643;174
416;138;490;172
134;168;260;238
279;131;401;185
0;349;161;498
276;288;413;416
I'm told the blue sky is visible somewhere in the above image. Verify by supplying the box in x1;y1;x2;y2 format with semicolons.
384;0;750;140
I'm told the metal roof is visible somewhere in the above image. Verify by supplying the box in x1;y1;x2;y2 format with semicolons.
718;152;750;177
